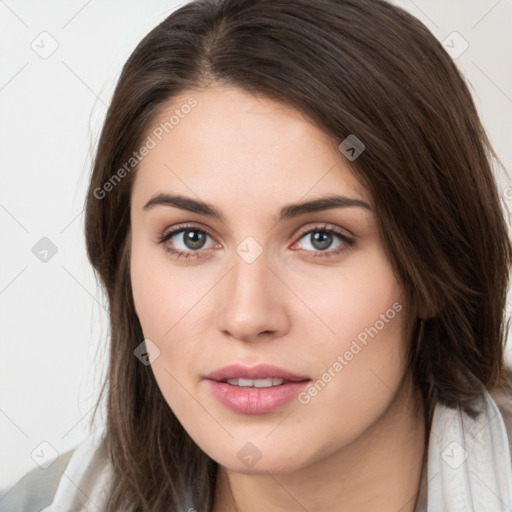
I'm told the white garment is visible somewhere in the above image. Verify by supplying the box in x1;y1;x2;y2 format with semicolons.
416;387;512;511
2;388;512;511
39;425;113;512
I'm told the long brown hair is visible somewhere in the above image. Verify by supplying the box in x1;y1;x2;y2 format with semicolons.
84;0;512;509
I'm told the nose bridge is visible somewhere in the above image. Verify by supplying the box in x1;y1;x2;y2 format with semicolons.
232;246;269;302
216;238;288;341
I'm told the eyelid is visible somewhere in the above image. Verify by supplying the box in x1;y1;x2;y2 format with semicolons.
158;222;216;242
292;222;354;241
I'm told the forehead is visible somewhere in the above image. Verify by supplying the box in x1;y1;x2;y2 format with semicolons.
131;86;370;212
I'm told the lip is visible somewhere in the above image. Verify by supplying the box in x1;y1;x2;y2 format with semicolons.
204;363;310;382
204;363;311;414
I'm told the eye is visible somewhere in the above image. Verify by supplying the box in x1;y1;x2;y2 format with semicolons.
157;223;355;261
157;224;218;260
291;224;355;259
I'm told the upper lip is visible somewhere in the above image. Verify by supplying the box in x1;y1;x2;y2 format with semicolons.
205;363;311;382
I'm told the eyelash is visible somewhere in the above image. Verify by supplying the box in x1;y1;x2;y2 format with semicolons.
156;223;355;261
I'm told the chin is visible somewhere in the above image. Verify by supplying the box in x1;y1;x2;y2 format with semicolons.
221;457;304;475
206;439;316;476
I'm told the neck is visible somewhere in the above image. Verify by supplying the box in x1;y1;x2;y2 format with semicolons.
213;372;426;512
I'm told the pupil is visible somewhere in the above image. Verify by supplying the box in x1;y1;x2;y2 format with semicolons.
311;231;332;250
184;230;205;250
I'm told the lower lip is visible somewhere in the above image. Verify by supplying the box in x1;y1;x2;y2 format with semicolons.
206;379;310;414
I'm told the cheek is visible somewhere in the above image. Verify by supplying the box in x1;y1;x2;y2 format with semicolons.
292;245;407;421
130;247;203;420
130;237;200;340
292;303;407;461
289;242;403;355
129;236;209;391
130;235;159;332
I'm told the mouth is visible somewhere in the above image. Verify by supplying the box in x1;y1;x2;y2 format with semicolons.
221;377;289;387
204;363;311;414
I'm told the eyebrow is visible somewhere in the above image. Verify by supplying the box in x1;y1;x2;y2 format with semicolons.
143;193;372;222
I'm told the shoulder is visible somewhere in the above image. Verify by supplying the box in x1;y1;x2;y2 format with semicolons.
415;385;512;512
0;448;74;512
0;427;112;512
490;385;512;455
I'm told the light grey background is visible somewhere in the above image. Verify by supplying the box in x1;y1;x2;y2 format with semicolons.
1;0;511;492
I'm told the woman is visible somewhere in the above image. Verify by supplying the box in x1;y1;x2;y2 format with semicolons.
6;0;512;510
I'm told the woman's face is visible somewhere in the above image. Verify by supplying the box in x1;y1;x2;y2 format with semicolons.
130;86;408;473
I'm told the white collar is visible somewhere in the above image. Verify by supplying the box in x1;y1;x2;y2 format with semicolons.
415;387;512;511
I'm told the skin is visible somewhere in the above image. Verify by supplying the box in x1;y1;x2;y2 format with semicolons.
129;86;426;511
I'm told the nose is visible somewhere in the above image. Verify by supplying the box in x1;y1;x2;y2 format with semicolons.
216;248;290;343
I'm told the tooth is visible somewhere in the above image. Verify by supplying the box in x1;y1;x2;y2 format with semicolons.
253;378;273;388
225;377;285;387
